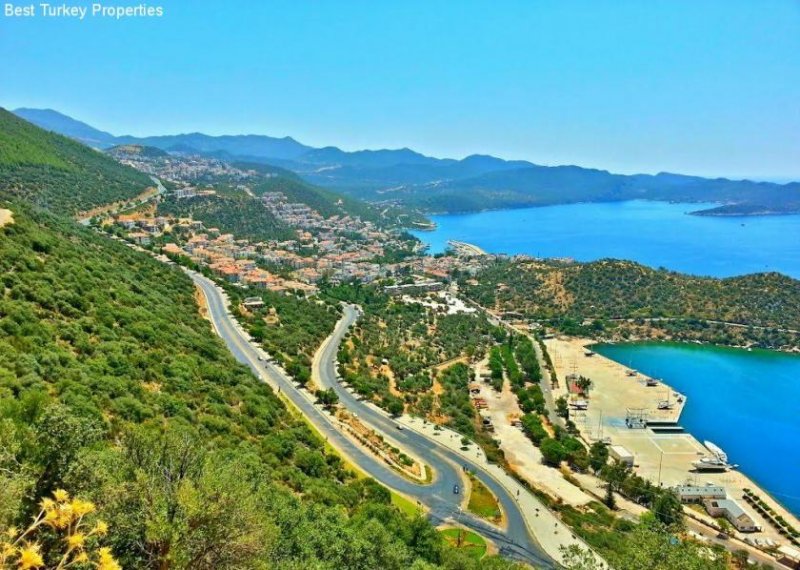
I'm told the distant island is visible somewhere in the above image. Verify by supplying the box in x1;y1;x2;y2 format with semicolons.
13;107;800;218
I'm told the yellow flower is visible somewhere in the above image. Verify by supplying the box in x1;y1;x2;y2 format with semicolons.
92;521;109;536
42;508;59;527
66;532;85;550
73;551;89;564
53;503;74;529
5;526;18;539
53;489;70;503
96;547;121;570
39;498;55;511
71;499;95;517
17;543;44;569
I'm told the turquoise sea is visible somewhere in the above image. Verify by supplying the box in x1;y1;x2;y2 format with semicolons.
594;343;800;517
411;201;800;278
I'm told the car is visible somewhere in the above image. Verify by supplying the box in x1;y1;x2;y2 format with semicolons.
396;424;404;430
453;484;460;495
257;356;264;361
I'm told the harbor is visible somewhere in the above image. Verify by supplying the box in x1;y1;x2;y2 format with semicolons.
447;239;487;256
544;336;800;551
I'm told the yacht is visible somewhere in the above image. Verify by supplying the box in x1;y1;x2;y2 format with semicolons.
692;441;737;472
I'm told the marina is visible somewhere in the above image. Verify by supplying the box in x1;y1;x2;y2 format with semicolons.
545;336;800;547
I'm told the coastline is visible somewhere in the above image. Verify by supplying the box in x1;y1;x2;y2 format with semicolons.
544;336;800;548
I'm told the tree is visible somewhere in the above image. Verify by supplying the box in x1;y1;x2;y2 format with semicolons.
317;388;339;410
576;376;593;395
652;490;684;528
604;481;616;509
589;441;609;473
560;544;604;570
386;397;405;417
540;438;565;466
556;396;570;419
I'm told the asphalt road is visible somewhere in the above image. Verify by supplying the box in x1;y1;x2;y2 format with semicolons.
189;272;556;569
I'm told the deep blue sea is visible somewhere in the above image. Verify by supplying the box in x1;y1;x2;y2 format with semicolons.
594;343;800;517
411;201;800;278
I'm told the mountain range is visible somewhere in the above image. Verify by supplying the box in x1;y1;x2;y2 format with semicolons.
13;107;800;216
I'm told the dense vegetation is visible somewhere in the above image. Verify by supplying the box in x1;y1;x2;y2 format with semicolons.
158;194;295;242
326;283;506;461
243;166;382;223
328;283;498;411
0;109;152;214
0;203;519;569
228;285;341;383
461;258;800;349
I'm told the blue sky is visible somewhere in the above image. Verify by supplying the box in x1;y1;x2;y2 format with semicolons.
2;1;799;179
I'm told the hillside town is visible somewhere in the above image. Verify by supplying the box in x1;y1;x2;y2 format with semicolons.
100;151;495;292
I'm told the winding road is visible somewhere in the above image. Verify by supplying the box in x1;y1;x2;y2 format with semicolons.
188;271;558;568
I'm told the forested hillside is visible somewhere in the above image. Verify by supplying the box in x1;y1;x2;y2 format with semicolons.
158;194;296;242
0;203;517;569
461;259;800;348
0;109;152;213
243;166;382;222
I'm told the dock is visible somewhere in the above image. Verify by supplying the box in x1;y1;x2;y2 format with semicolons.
447;240;487;256
544;335;800;547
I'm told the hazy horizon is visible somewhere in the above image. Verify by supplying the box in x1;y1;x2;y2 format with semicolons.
3;1;799;180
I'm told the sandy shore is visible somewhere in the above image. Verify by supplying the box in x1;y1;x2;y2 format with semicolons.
545;336;800;546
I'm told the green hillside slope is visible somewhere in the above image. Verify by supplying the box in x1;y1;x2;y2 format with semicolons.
0;108;152;214
158;194;296;242
462;259;800;349
0;203;516;569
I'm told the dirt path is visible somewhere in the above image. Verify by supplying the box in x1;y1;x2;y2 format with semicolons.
0;209;13;228
194;284;210;322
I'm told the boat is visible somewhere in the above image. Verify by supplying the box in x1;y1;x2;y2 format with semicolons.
657;391;676;410
704;441;728;463
645;377;659;387
626;369;637;377
692;441;736;472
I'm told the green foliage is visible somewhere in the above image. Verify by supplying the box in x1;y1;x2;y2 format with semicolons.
520;414;547;445
227;285;340;375
158;194;295;242
589;441;610;473
558;502;728;570
245;170;381;222
329;284;496;413
539;437;566;466
0;204;517;569
0;109;152;213
462;259;800;349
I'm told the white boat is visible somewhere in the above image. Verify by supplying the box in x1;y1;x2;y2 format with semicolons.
704;441;728;463
692;441;736;472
